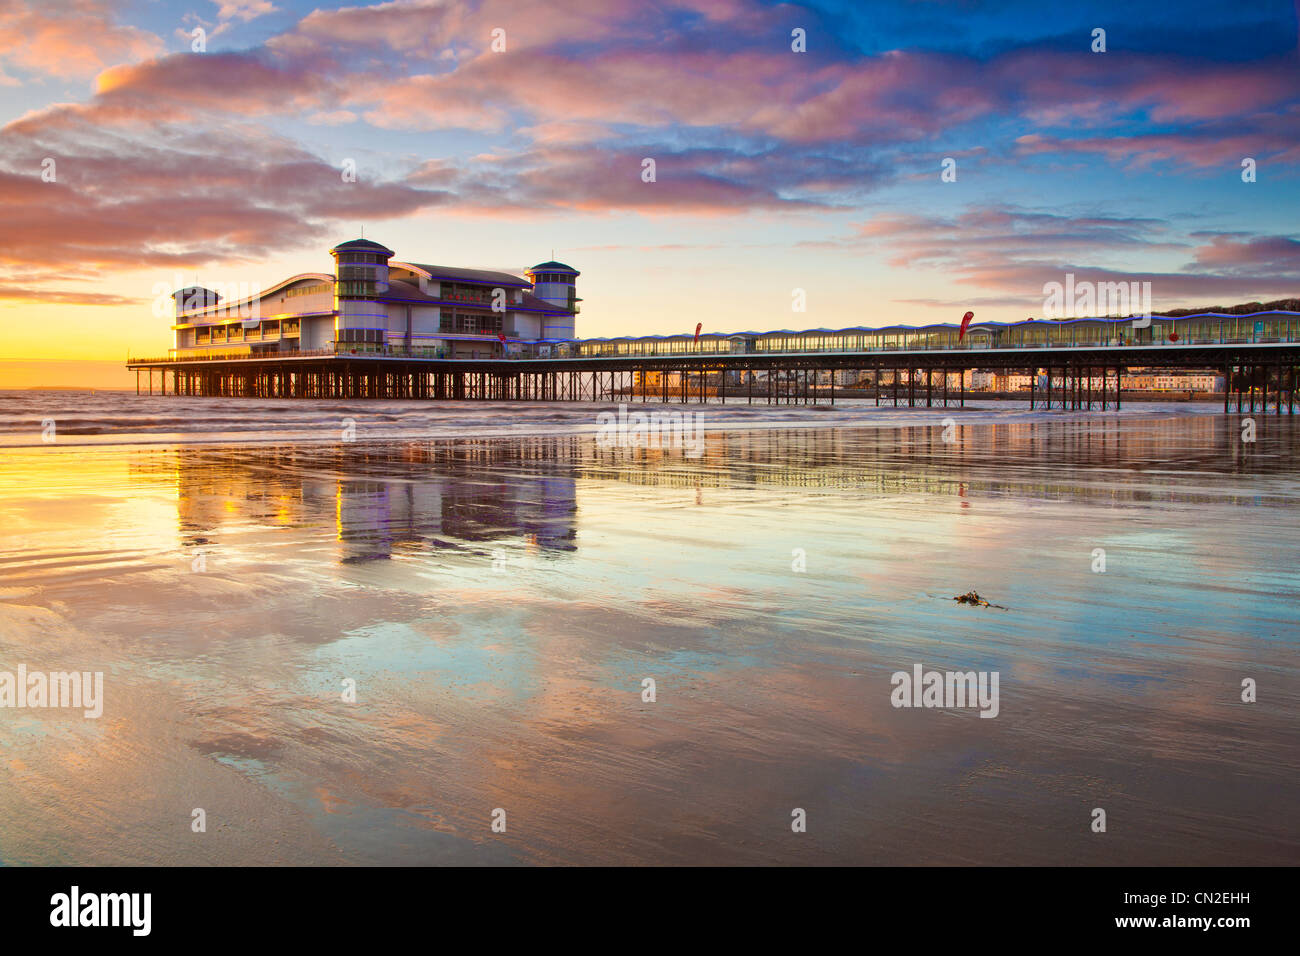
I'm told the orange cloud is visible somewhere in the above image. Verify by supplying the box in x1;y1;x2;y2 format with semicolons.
0;0;162;80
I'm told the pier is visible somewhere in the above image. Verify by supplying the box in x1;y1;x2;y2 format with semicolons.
129;337;1300;414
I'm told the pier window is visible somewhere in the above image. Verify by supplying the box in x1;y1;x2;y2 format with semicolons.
338;329;384;344
439;312;503;334
337;280;380;297
442;283;493;305
287;283;331;298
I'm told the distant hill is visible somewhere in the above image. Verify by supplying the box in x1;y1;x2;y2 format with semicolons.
1156;298;1300;317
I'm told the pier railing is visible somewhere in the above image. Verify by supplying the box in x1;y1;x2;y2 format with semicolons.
127;330;1297;366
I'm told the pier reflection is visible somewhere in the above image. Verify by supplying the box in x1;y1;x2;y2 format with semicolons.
119;414;1299;568
141;443;581;563
581;414;1298;505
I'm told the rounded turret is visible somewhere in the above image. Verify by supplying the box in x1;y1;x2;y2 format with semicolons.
526;260;580;339
331;238;394;348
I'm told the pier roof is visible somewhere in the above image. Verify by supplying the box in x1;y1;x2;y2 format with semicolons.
397;261;531;288
331;238;395;256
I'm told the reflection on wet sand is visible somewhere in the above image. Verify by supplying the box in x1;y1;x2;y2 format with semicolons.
155;443;580;564
0;415;1297;865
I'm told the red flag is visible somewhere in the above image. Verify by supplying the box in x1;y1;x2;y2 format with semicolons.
694;322;702;345
958;311;974;341
497;332;507;344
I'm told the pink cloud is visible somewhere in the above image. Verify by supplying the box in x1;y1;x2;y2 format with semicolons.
407;144;831;216
1189;235;1300;275
812;205;1300;311
0;0;162;80
1014;131;1300;170
0;117;448;302
12;0;1295;175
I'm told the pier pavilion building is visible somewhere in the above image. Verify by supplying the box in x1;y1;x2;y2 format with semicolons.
169;239;580;361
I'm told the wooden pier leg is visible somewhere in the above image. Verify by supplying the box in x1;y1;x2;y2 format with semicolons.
1116;365;1122;410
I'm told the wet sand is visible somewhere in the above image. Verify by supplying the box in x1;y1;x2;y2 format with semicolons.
0;410;1297;865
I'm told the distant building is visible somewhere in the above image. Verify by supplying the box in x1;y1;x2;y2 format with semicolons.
1125;371;1224;391
169;239;580;360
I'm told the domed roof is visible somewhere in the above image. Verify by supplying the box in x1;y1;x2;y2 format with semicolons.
527;261;579;275
330;238;394;257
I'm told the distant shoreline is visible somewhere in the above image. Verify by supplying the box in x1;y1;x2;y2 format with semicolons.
1;386;136;392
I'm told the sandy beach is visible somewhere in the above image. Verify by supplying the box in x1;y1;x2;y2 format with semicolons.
0;400;1296;865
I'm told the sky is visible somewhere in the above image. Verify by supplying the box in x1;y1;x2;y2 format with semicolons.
0;0;1298;387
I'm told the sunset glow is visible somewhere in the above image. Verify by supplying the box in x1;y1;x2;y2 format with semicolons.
1;0;1297;388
